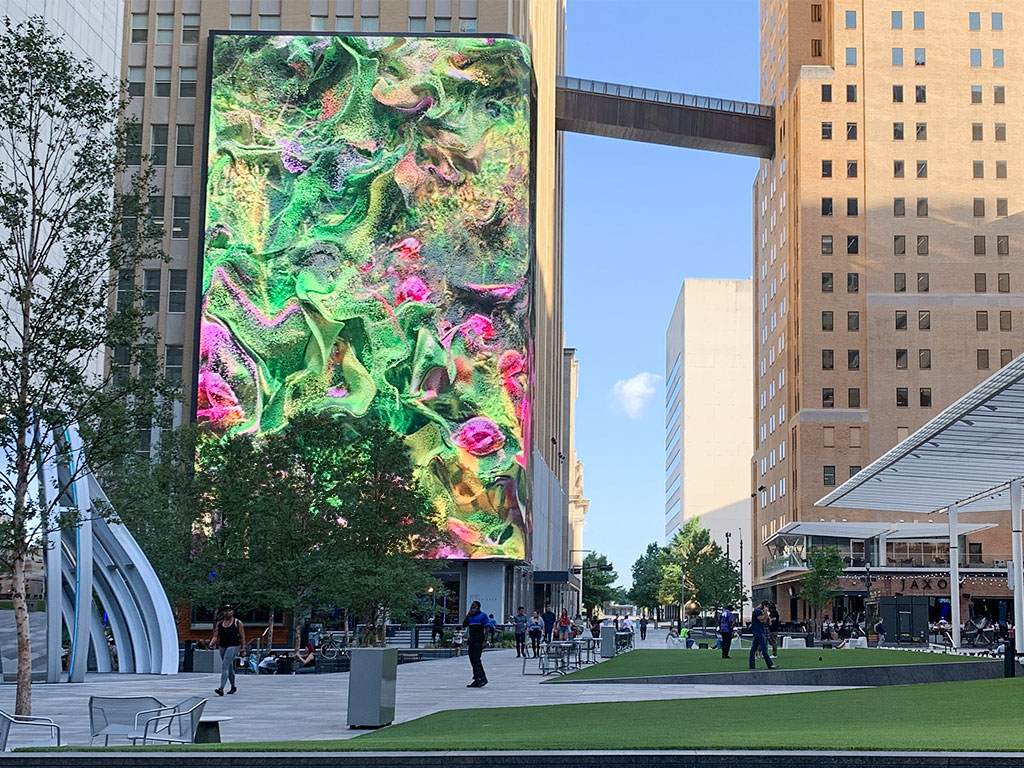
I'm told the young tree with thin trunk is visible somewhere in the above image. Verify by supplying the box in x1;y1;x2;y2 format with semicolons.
0;17;172;714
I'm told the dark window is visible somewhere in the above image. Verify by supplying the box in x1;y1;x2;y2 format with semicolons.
995;85;1006;104
917;273;929;292
917;197;928;217
822;235;834;254
821;272;834;292
893;84;904;102
974;198;986;217
1000;310;1012;331
822;311;834;331
847;235;859;254
847;84;857;102
917;235;929;255
822;159;833;177
975;273;987;292
171;197;190;239
978;349;990;369
1002;349;1014;367
894;197;906;216
824;466;836;486
997;198;1009;217
916;160;928;179
847;272;859;292
893;122;905;140
997;161;1008;179
142;269;161;312
168;269;188;313
811;38;823;57
175;124;194;166
847;122;858;140
894;272;907;292
847;160;858;178
915;85;927;103
916;122;927;140
894;160;905;178
821;84;832;102
849;464;862;477
975;235;987;255
822;197;834;216
822;349;835;369
896;348;908;369
150;124;168;165
847;198;859;216
811;4;823;22
998;235;1010;255
848;349;860;370
895;310;908;330
919;310;931;330
895;234;907;253
822;121;833;140
823;388;835;408
974;160;985;179
977;311;989;331
993;123;1007;143
165;345;184;382
973;123;984;141
998;272;1010;292
919;349;931;369
920;388;932;407
972;85;984;104
848;389;861;408
116;269;134;311
896;388;909;407
848;311;860;331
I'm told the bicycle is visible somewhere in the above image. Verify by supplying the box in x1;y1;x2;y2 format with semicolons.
318;632;348;660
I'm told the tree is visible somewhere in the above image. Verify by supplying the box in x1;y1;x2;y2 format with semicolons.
800;546;845;626
581;552;622;616
658;518;743;625
690;548;745;615
628;542;665;616
0;17;172;713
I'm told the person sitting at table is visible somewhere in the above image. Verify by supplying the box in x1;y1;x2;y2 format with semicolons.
295;643;316;667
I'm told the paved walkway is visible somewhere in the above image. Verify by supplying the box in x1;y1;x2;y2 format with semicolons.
0;628;847;749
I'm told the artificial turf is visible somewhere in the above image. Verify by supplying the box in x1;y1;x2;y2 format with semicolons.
555;647;982;681
38;677;1024;752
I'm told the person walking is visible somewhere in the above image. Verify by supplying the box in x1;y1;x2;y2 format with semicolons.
768;602;781;658
541;604;556;643
639;616;649;641
512;606;528;658
874;616;886;646
528;611;544;657
463;600;495;688
452;628;464;656
430;613;445;646
719;604;736;659
749;600;776;670
209;604;246;696
557;609;572;641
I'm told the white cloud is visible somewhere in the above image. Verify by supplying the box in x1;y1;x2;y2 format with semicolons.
610;372;661;419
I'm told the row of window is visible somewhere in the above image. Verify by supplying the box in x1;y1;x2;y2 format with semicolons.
817;200;1009;236
758;439;787;476
758;477;787;510
822;465;862;489
823;387;933;410
818;343;1015;373
117;269;189;314
857;47;1007;68
822;301;1016;336
127;67;196;99
127;124;194;167
121;196;191;241
113;344;184;383
130;13;200;44
822;84;1006;104
841;9;1004;31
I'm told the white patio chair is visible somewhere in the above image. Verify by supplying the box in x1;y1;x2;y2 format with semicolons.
89;695;164;745
128;697;207;745
0;708;61;751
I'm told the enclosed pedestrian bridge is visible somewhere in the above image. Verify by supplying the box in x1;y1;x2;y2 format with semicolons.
555;75;775;159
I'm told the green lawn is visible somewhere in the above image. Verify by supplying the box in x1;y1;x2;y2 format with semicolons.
42;678;1024;752
556;647;982;681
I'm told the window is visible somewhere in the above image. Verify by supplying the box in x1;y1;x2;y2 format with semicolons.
850;465;862;478
130;13;148;42
179;68;197;98
895;273;907;292
811;4;823;22
847;160;858;178
821;84;832;102
913;11;925;29
896;348;909;369
893;85;904;103
972;85;983;104
848;311;860;331
917;198;928;217
916;123;927;141
974;198;986;217
974;160;985;179
361;16;380;31
894;198;906;217
848;236;859;254
171;197;190;240
993;13;1004;31
150;124;168;165
143;269;161;313
1001;310;1013;331
892;48;904;67
116;269;134;310
893;122;905;140
148;195;164;228
822;311;834;331
998;235;1009;255
182;14;200;43
978;311;989;331
165;345;184;382
978;349;990;369
896;310;908;330
821;197;833;216
846;48;857;66
971;48;982;67
996;123;1007;142
175;124;193;166
811;39;823;57
970;11;981;30
458;17;477;33
128;67;145;98
892;10;903;29
168;269;187;313
919;310;931;330
822;235;834;254
1002;349;1014;367
409;16;426;31
822;121;833;140
916;85;926;103
847;198;859;217
914;48;926;66
917;235;929;255
311;15;328;30
994;50;1005;68
336;15;354;31
434;15;451;31
999;273;1010;292
154;67;171;98
824;466;836;487
919;349;931;369
847;272;859;292
896;388;909;407
920;388;932;407
975;235;987;255
822;159;833;177
917;272;929;292
998;198;1009;217
916;160;928;179
845;10;857;28
230;14;251;30
997;161;1008;179
995;85;1005;104
847;122;858;140
821;272;834;292
848;349;860;370
822;349;834;370
847;85;857;103
894;160;905;178
848;389;861;408
975;273;988;292
259;14;282;30
156;13;173;44
973;123;984;141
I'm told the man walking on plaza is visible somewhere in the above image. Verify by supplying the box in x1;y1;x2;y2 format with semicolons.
719;603;736;659
512;606;528;658
639;616;649;641
209;604;246;696
541;604;556;643
463;601;495;688
749;600;776;670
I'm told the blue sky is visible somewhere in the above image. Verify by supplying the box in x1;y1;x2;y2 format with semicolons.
563;0;760;588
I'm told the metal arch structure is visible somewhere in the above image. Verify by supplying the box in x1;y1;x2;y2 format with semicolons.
36;425;178;682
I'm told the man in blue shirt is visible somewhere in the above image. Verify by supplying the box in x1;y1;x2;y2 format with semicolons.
749;600;776;669
463;601;496;687
541;604;556;643
719;604;736;659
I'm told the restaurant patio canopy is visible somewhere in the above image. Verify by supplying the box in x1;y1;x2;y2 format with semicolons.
816;354;1024;650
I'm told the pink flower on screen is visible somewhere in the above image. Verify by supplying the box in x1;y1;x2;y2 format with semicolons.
392;236;422;261
395;275;431;304
461;313;495;342
498;350;525;377
453;417;506;456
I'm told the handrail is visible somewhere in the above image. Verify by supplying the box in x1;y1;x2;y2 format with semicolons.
557;75;774;119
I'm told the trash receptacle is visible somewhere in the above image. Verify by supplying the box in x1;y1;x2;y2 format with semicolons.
347;647;398;729
600;625;616;658
183;641;195;673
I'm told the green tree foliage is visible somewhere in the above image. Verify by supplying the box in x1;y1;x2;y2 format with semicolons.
581;552;622;616
658;518;743;619
628;542;665;613
800;546;845;620
0;16;172;713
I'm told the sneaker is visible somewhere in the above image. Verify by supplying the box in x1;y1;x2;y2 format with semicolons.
467;681;482;688
227;686;237;694
478;680;488;687
214;688;224;696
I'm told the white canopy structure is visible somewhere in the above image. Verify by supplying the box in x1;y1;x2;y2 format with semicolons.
817;354;1024;650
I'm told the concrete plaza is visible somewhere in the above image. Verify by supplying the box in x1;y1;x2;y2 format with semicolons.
0;629;848;749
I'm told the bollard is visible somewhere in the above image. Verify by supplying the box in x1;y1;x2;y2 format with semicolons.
1005;642;1016;678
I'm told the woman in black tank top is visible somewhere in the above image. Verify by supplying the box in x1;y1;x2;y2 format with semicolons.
210;605;246;696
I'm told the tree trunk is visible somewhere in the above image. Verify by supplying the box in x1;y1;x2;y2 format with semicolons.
342;608;350;647
12;551;33;715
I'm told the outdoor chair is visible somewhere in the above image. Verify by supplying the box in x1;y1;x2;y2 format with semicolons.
88;695;164;745
127;696;206;746
0;708;61;751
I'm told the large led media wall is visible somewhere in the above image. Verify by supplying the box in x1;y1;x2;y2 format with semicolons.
196;33;534;560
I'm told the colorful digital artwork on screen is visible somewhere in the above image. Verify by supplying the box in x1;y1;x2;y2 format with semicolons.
197;34;534;560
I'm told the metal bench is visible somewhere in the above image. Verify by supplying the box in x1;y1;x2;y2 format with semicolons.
1;709;61;751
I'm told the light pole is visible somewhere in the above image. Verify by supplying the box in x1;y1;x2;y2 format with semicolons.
738;528;745;624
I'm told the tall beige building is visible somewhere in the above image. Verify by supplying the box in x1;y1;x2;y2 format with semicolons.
118;0;569;618
752;1;1023;619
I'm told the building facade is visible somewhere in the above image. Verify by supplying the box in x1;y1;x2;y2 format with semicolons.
665;279;753;592
752;1;1024;623
118;0;569;626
